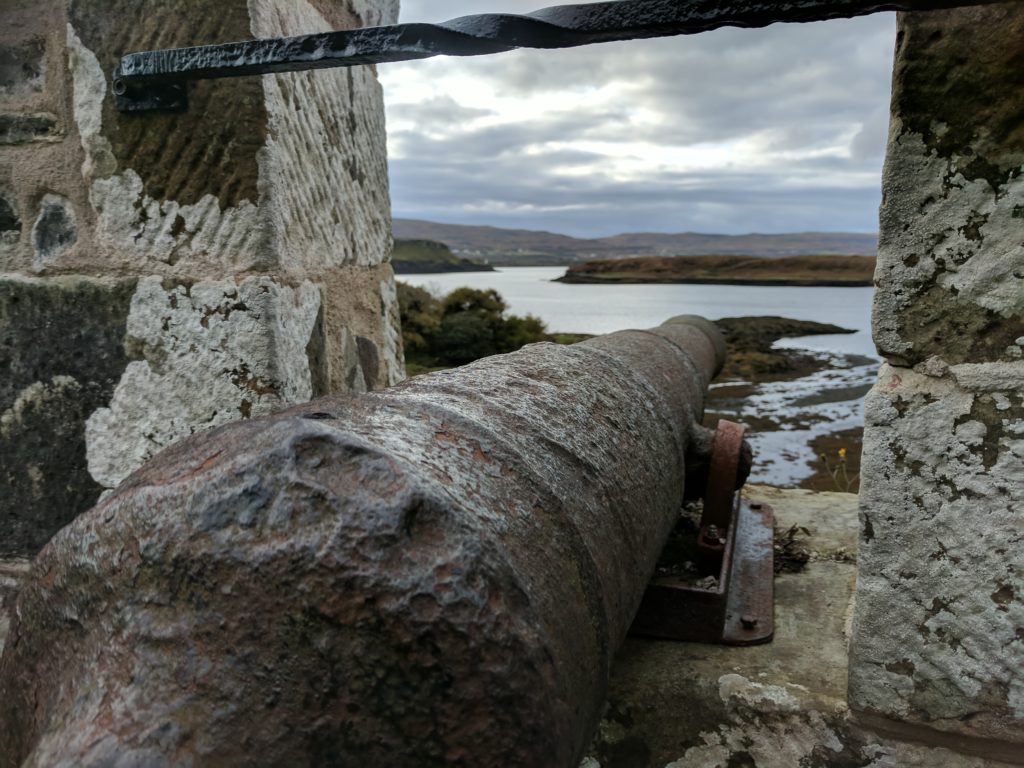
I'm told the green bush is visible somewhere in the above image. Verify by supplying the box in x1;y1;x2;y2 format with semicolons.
436;311;499;365
396;282;551;371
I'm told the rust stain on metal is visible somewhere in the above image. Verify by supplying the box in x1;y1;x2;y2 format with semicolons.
722;502;775;646
0;316;726;767
704;420;747;529
631;420;775;646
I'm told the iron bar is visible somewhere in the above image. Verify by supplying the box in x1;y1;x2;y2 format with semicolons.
113;0;1003;111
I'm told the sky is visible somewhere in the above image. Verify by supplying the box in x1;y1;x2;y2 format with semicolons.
378;1;897;237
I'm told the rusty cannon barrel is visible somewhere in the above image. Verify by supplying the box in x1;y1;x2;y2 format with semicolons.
0;316;726;768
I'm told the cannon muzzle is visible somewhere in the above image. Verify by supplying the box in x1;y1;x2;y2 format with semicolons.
1;316;727;767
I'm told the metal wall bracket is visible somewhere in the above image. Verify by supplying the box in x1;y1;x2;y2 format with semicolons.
632;420;775;645
112;72;187;113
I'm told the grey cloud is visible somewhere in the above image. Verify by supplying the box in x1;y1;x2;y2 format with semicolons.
850;105;891;163
398;0;566;23
384;2;895;236
388;95;493;127
389;132;881;236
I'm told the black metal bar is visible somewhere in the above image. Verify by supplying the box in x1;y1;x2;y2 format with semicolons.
113;0;1001;111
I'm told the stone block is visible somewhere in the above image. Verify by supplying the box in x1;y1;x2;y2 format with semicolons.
0;274;135;557
0;38;46;100
872;6;1024;367
0;113;60;145
317;264;406;393
85;275;324;489
252;0;396;272
851;364;1023;743
30;193;75;267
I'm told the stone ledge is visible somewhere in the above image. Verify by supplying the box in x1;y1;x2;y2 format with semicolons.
585;486;1019;767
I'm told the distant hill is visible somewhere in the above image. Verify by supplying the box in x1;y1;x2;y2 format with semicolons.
391;238;494;274
393;218;878;265
557;255;876;287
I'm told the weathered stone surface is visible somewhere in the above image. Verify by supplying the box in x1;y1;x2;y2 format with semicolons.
851;4;1024;746
872;7;1024;366
85;276;323;490
252;0;394;271
0;194;19;236
64;13;273;275
318;264;406;392
0;317;723;767
0;1;79;276
30;193;75;266
40;0;399;278
0;113;60;145
0;559;30;657
0;275;135;556
0;0;400;277
851;364;1023;742
0;38;45;99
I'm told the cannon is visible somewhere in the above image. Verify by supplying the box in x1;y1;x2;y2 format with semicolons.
1;316;737;767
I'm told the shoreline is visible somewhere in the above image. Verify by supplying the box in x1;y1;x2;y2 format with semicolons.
701;316;874;492
392;261;495;275
555;254;876;288
554;275;873;287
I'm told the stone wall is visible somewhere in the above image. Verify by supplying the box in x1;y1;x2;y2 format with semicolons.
850;4;1023;748
0;0;403;558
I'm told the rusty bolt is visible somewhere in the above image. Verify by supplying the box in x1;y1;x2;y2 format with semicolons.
705;525;721;545
740;615;759;629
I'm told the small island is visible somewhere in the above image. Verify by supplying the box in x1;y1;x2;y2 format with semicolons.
391;238;495;274
555;254;876;287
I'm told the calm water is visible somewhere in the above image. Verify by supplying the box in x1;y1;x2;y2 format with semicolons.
401;267;876;357
401;267;880;487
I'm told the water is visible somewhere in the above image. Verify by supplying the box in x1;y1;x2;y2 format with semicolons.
401;267;880;487
401;267;876;356
734;353;876;486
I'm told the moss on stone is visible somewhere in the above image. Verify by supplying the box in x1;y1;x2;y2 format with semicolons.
893;8;1024;188
0;276;135;556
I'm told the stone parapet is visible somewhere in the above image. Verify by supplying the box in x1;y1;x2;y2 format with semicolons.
0;0;404;557
852;362;1023;743
850;3;1024;746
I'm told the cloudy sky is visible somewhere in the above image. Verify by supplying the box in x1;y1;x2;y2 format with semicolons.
378;1;897;237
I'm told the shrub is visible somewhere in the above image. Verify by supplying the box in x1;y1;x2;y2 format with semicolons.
396;282;550;371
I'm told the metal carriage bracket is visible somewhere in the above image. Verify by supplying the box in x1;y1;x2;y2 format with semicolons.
632;419;775;646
